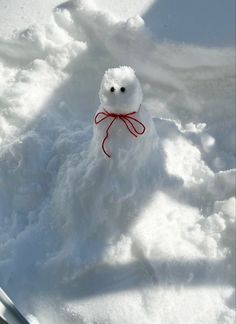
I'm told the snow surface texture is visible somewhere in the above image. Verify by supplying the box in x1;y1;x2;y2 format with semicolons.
0;0;154;37
0;0;235;323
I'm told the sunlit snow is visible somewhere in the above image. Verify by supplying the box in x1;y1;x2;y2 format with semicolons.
0;0;235;323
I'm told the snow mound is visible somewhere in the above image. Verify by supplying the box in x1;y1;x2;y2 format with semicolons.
0;0;235;323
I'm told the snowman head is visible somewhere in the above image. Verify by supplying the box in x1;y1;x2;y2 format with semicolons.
99;66;143;114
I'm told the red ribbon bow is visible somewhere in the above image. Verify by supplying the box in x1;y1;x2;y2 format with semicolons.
94;108;146;158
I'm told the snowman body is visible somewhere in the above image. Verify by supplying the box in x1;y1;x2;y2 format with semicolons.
93;66;158;162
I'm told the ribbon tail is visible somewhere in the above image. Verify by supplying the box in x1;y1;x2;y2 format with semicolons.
102;132;111;158
101;117;116;158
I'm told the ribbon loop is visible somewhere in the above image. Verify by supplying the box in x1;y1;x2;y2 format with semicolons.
94;107;146;158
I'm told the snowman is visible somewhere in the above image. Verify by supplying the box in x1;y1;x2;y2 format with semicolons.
93;66;158;164
50;67;163;281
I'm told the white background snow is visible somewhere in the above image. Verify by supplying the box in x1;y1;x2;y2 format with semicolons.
0;0;235;323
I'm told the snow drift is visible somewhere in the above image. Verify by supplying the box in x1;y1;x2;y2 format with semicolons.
0;0;235;323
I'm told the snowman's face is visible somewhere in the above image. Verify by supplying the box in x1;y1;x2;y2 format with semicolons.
99;66;143;114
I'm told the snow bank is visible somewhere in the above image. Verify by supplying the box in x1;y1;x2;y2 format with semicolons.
0;0;235;323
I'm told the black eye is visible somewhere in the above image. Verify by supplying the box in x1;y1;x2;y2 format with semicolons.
120;87;126;93
110;87;115;92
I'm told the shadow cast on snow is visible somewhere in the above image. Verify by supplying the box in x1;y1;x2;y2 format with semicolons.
61;257;233;301
143;0;235;47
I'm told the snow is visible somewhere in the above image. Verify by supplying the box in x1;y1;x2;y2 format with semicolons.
98;66;143;113
0;0;235;323
0;0;63;38
143;0;235;47
95;66;152;158
0;0;154;38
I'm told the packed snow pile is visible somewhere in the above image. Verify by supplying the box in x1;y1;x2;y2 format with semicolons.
0;0;235;323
